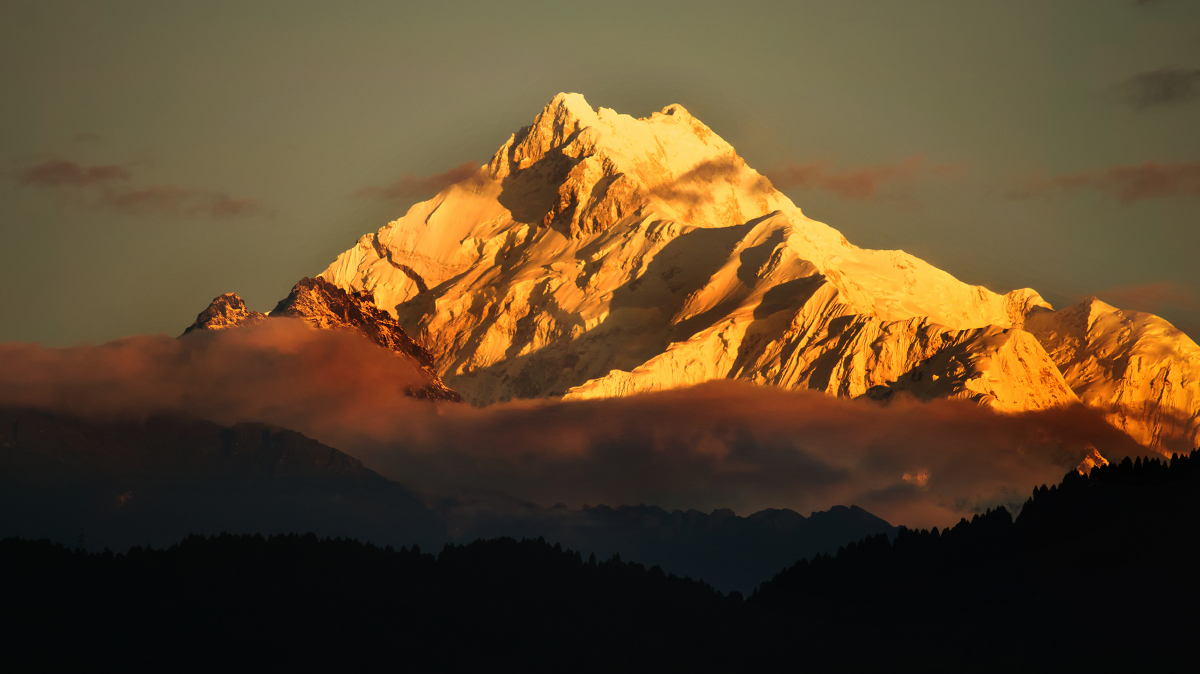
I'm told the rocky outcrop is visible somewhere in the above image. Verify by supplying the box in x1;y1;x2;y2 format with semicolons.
319;92;1198;453
1076;446;1110;475
182;293;267;334
184;279;463;403
271;277;462;402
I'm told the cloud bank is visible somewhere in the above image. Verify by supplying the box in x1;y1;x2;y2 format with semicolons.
0;322;1143;529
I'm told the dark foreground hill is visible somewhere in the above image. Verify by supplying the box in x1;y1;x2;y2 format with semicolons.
4;452;1197;670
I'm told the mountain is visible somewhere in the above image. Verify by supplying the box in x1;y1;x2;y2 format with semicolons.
320;92;1199;453
185;276;462;402
435;497;896;593
0;406;443;552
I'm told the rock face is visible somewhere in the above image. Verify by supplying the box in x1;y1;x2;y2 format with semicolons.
321;92;1199;453
182;293;267;334
184;278;462;402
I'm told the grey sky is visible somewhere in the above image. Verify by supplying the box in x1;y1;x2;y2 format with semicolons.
2;0;1198;345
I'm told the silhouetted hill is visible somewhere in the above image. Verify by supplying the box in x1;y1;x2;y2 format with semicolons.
0;407;442;551
748;451;1200;664
442;498;896;593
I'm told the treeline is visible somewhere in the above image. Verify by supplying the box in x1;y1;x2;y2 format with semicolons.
3;533;743;670
751;451;1200;664
5;452;1198;669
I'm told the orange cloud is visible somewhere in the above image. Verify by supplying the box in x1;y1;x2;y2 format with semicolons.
0;321;1146;530
14;158;268;219
101;185;269;219
763;156;960;200
355;161;481;200
1095;281;1197;314
1015;162;1200;202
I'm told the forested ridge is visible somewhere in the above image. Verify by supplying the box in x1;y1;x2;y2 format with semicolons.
5;451;1197;669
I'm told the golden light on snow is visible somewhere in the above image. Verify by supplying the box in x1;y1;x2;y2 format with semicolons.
321;92;1200;455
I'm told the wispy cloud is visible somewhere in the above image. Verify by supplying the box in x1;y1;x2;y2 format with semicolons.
1116;68;1200;111
1095;281;1197;314
355;161;481;200
18;159;129;187
762;156;961;200
100;185;268;219
1012;162;1200;202
14;158;268;218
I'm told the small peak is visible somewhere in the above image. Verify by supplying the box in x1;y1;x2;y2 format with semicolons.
212;292;246;307
544;92;596;120
660;103;691;118
1076;295;1117;314
1076;445;1110;475
182;292;264;335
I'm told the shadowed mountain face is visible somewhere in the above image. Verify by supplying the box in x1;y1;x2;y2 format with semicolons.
0;407;895;591
185;277;462;402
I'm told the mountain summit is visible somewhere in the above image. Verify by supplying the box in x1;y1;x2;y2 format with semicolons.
321;93;1200;454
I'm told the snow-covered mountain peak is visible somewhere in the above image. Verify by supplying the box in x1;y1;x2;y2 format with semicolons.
319;93;1199;454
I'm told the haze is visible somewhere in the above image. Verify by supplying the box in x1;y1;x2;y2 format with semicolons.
2;0;1198;346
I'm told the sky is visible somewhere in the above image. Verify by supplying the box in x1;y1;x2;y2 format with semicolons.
2;0;1198;346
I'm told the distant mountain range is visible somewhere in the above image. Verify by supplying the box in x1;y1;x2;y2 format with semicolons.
0;406;891;591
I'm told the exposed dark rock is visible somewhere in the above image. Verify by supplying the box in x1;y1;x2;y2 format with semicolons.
181;292;266;334
183;279;463;403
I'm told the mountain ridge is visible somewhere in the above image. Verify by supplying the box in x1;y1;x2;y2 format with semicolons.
318;92;1199;454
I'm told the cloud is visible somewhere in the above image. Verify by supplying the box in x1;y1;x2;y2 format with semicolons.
18;159;129;187
100;185;270;219
14;158;268;219
355;161;481;200
0;321;1147;530
1012;162;1200;202
647;158;772;206
1116;68;1200;110
1095;281;1197;314
0;319;431;432
762;156;960;200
